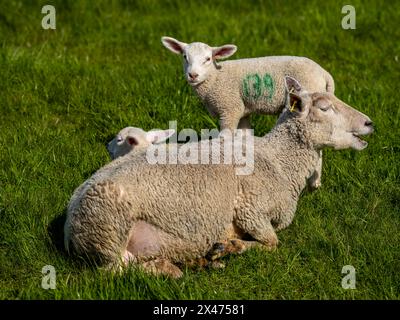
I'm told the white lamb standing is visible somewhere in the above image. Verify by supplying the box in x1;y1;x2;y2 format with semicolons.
64;77;373;278
161;36;336;189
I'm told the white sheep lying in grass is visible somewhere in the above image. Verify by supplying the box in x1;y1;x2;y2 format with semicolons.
107;126;175;159
64;127;175;252
161;36;335;189
64;77;373;278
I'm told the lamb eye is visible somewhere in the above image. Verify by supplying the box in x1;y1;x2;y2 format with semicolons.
206;57;211;62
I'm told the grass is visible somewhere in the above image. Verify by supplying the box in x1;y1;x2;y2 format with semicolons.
0;0;399;299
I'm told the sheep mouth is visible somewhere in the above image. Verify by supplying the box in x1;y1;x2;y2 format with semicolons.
187;78;204;86
351;132;370;150
353;133;367;144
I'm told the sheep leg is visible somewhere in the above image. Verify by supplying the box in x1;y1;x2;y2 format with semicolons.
182;238;260;269
307;150;323;190
220;117;240;132
183;257;226;269
238;115;251;129
140;258;183;278
122;250;183;278
206;239;261;260
235;216;278;250
249;222;278;250
219;107;245;131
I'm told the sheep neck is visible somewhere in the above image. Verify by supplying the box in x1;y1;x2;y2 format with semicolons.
263;118;320;197
190;66;218;101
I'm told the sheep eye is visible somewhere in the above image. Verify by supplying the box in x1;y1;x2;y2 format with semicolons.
319;105;330;112
116;136;123;142
203;57;211;65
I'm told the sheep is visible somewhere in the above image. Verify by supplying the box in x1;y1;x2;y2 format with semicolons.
64;127;175;252
161;36;335;129
161;36;336;189
106;126;250;269
64;76;373;278
106;126;228;268
107;126;175;160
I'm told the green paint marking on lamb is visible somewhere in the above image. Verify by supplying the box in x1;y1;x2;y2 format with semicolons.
242;74;262;100
262;73;275;101
242;73;275;101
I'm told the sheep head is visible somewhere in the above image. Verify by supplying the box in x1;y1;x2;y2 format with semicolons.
283;76;373;151
161;36;237;86
107;127;175;160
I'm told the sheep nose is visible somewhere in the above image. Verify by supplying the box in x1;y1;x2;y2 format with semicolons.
189;72;198;80
365;120;373;127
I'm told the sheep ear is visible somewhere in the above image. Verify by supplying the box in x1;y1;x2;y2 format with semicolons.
285;76;302;94
146;129;175;144
212;45;237;60
288;93;305;114
126;136;139;146
161;36;187;55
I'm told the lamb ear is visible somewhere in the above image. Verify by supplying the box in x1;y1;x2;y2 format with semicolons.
161;36;187;55
212;45;237;60
126;136;139;146
285;76;302;94
146;129;175;144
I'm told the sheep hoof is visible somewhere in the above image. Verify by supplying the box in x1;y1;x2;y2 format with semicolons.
307;173;322;191
206;242;226;261
206;239;247;261
308;181;321;191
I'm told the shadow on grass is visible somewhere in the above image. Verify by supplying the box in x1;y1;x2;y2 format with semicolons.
47;209;69;258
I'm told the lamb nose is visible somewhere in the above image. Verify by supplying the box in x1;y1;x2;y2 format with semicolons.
189;72;198;79
365;120;373;127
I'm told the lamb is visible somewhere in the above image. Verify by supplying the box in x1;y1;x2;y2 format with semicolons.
64;126;175;252
64;76;373;278
107;126;175;159
161;36;335;129
161;36;336;189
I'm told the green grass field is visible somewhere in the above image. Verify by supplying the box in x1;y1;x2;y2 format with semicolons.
0;0;399;299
